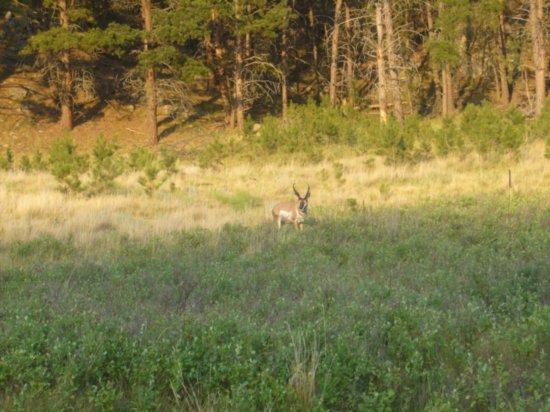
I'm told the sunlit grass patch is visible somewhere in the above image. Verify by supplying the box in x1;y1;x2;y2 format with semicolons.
212;190;263;212
0;140;549;253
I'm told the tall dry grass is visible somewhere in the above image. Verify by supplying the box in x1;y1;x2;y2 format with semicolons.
1;141;549;250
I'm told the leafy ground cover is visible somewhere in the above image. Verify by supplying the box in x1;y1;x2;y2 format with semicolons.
1;195;549;411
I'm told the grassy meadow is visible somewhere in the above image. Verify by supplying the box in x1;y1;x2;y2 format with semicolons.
1;141;550;410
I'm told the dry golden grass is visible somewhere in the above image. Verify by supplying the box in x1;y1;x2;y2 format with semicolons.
1;141;549;250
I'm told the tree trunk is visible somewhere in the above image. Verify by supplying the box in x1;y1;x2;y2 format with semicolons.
344;2;354;107
530;0;546;115
375;2;388;123
493;64;501;103
281;16;288;122
426;0;441;115
234;35;244;130
329;0;343;107
438;0;453;116
234;1;245;130
59;0;73;130
383;0;403;121
141;0;158;145
204;31;216;90
245;3;252;59
497;2;509;106
308;4;320;103
210;8;234;127
442;63;454;116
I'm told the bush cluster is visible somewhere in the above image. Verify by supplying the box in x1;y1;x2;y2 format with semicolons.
134;145;178;196
1;136;180;196
0;148;13;170
3;101;550;176
49;137;90;193
461;102;525;155
19;150;49;172
89;135;123;194
532;100;550;158
198;100;540;168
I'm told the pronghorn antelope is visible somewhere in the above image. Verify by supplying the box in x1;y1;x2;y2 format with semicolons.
272;184;311;230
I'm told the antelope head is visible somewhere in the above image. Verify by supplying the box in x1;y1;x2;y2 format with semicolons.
272;184;311;230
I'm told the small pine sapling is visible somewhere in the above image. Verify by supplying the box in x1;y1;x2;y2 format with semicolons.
89;135;123;194
160;145;178;176
31;150;48;171
19;155;32;172
135;146;179;196
138;162;168;197
0;148;14;170
49;137;89;193
127;147;156;172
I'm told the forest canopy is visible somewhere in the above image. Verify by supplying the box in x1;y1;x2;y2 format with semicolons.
0;0;548;146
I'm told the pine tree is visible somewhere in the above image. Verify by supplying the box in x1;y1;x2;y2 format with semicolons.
375;1;388;123
427;0;470;116
329;0;343;107
529;0;546;116
22;0;140;130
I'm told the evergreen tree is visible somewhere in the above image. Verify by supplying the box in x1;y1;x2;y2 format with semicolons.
427;0;470;116
22;0;140;130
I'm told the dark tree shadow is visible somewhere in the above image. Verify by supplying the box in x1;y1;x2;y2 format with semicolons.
158;95;222;140
19;99;58;122
74;99;107;127
458;76;493;108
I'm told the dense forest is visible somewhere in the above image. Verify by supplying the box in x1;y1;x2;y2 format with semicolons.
0;0;548;147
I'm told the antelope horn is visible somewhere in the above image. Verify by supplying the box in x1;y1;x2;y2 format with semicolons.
305;184;311;199
293;183;301;199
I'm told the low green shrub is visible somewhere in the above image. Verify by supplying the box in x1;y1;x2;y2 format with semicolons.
533;101;550;158
127;147;156;172
19;154;32;172
251;99;363;155
45;137;179;196
89;135;123;194
375;117;412;165
159;145;178;175
133;147;178;196
531;99;550;141
0;148;13;171
434;116;464;156
19;150;48;173
32;150;48;171
461;102;525;156
138;162;168;196
48;137;89;193
198;138;242;169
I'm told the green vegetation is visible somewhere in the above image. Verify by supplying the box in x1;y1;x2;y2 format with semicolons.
0;148;13;171
48;137;90;193
18;150;50;173
89;135;123;195
213;190;262;212
42;136;179;196
136;146;179;197
1;197;549;410
198;103;539;168
461;102;526;156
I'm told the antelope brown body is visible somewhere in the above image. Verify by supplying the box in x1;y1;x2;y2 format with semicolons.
272;184;311;230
